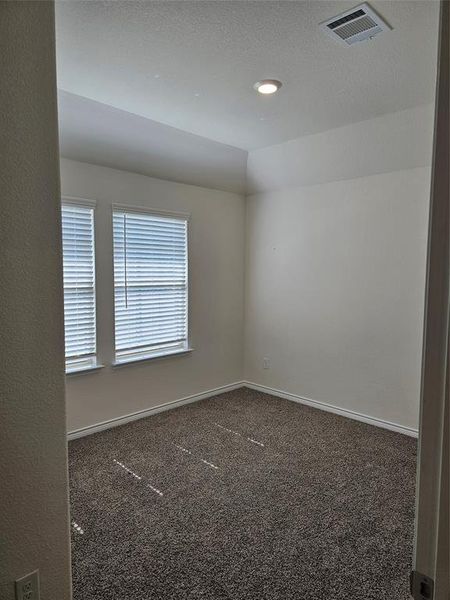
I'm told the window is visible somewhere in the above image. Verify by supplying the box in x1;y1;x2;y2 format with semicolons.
113;208;189;364
61;203;97;373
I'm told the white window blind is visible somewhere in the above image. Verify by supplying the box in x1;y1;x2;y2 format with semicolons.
113;208;188;364
61;203;97;372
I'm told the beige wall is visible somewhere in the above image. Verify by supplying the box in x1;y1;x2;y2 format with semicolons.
246;104;435;194
63;104;434;435
245;168;431;431
414;3;449;593
0;5;437;598
0;3;71;599
244;107;435;432
61;159;245;432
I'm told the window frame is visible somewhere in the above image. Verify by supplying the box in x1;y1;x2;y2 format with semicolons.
111;204;191;367
61;196;101;375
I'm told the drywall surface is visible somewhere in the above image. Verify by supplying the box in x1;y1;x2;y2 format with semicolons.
0;4;72;600
61;159;245;432
244;166;432;430
58;91;248;194
247;104;435;194
55;0;440;149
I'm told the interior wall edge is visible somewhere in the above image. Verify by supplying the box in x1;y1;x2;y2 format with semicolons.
244;382;418;438
245;164;433;201
58;91;248;195
246;104;435;195
62;157;245;432
243;166;431;433
1;3;72;599
68;380;418;443
68;381;245;440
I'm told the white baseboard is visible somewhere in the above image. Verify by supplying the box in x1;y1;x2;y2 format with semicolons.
68;379;418;441
244;381;419;438
67;381;245;441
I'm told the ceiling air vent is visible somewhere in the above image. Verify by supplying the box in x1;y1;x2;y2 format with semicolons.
320;3;391;46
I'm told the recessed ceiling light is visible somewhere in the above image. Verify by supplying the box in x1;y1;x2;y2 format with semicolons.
253;79;282;95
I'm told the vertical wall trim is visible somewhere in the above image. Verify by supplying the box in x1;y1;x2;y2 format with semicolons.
413;1;449;595
0;3;72;599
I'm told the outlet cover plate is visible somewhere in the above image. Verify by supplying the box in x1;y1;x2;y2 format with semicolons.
15;570;40;600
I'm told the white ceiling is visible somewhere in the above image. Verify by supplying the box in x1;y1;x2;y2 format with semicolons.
55;0;439;151
58;91;248;193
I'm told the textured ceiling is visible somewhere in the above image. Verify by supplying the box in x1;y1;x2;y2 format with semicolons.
55;0;439;150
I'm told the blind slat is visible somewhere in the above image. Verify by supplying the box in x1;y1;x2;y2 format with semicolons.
113;210;188;362
62;204;97;371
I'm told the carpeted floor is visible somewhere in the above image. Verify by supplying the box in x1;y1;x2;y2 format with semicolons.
69;388;417;600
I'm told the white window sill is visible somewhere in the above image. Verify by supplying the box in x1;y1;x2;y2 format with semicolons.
112;347;193;368
65;364;105;376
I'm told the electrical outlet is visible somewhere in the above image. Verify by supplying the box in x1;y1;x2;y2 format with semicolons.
263;357;270;369
15;570;39;600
